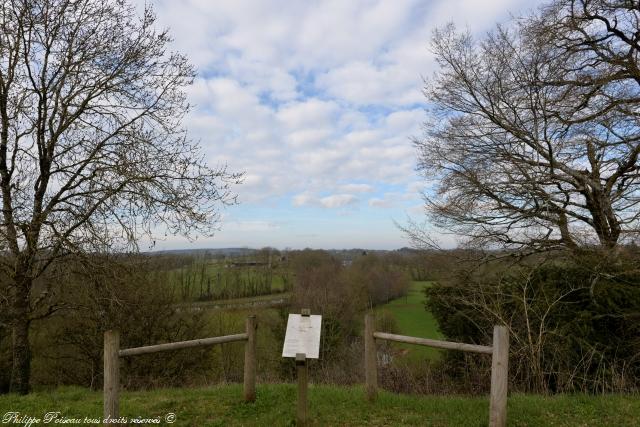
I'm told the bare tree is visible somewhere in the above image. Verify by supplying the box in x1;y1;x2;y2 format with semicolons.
414;0;640;252
0;0;241;393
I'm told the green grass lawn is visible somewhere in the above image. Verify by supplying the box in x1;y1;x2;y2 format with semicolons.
377;281;444;361
1;385;638;426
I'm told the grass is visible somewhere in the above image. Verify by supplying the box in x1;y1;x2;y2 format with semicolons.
377;281;444;361
1;385;638;426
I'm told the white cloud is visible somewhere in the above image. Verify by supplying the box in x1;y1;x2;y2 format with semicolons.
293;192;358;209
277;99;338;130
139;0;549;248
319;194;358;208
226;57;298;102
339;183;374;193
292;192;315;207
159;0;545;203
316;61;424;106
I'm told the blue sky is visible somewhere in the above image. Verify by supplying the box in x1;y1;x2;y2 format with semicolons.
141;0;545;251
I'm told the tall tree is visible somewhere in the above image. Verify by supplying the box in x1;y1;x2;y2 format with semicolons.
415;0;640;252
0;0;240;393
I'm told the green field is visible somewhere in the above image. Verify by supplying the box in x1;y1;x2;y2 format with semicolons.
1;385;638;426
166;261;289;301
377;281;444;361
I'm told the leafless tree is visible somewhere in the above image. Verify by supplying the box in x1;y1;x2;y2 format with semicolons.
0;0;241;393
414;0;640;253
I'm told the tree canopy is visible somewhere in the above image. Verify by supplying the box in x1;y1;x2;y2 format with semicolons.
416;0;640;252
0;0;240;393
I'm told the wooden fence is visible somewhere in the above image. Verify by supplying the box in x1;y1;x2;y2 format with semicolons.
364;314;509;427
103;315;257;423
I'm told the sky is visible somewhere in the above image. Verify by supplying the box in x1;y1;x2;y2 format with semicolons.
141;0;545;251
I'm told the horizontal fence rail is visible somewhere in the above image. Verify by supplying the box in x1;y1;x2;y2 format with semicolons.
119;333;249;357
372;332;493;355
104;315;257;425
365;313;509;427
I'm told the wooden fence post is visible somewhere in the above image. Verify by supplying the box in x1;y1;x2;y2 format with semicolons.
489;325;509;427
103;330;120;424
364;313;377;401
296;353;308;427
244;315;257;402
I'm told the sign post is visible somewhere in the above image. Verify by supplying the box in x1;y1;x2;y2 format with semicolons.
296;353;308;426
282;309;322;427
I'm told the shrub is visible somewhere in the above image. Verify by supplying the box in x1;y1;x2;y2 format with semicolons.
426;250;640;393
25;255;214;390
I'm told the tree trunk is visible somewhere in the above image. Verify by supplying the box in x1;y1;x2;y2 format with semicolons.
10;277;31;395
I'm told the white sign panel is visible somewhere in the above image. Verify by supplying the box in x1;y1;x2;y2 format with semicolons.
282;314;322;359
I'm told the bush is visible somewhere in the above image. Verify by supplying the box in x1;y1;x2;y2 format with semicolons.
426;250;640;393
25;255;215;390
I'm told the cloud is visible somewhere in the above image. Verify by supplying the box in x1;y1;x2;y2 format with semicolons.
139;0;549;248
339;183;374;193
292;192;315;207
157;0;544;207
293;192;358;209
319;194;358;208
316;61;424;106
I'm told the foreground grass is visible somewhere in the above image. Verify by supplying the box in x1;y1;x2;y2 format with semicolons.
1;384;638;426
378;281;443;361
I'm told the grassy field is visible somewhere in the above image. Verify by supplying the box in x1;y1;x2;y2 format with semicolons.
166;261;289;301
1;385;638;426
377;281;444;361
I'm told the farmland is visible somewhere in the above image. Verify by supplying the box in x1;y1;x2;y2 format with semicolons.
162;255;291;302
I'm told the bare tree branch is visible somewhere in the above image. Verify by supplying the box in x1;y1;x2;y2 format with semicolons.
413;1;640;252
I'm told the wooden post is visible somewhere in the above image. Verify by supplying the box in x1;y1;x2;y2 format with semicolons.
244;315;257;402
489;325;509;427
364;313;377;401
296;353;308;427
103;330;120;424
